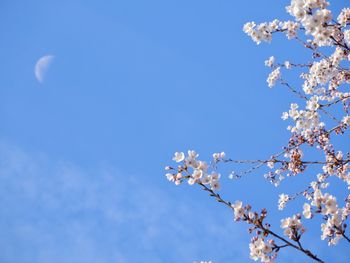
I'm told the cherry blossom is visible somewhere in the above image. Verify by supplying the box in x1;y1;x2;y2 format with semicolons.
172;152;185;163
278;194;290;210
249;237;276;263
166;1;350;262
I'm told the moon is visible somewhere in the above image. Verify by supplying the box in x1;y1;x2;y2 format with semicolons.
34;55;55;83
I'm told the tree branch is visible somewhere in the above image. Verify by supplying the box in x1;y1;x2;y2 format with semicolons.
198;183;325;263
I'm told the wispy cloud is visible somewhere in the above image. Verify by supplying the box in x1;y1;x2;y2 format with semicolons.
0;142;246;263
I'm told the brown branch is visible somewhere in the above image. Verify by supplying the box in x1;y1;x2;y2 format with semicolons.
330;36;350;52
334;225;350;244
223;158;350;165
320;95;350;108
341;232;350;244
279;80;341;124
198;183;325;263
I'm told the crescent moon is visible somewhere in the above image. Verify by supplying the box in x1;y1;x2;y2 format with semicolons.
34;55;55;83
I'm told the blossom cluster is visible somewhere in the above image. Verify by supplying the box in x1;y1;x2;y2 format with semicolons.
283;102;322;137
286;0;333;46
302;182;350;245
278;194;290;210
248;0;350;142
243;20;299;45
231;201;279;262
165;151;224;190
249;237;276;263
280;214;305;240
338;8;350;27
267;67;281;88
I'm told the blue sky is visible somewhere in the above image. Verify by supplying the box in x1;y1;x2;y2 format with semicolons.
0;0;349;262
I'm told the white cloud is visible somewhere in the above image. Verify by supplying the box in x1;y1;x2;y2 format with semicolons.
0;142;245;263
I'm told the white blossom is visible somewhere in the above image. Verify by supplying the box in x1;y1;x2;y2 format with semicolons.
267;67;281;88
303;203;312;219
337;8;350;26
173;152;185;162
193;169;203;180
249;237;275;263
232;200;245;221
165;173;175;182
210;180;221;191
344;30;350;44
281;112;289;120
280;215;304;239
343;115;350;126
284;61;292;69
213;152;226;160
265;56;275;67
278;194;290;210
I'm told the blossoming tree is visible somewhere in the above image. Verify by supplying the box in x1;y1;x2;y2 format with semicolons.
165;1;350;262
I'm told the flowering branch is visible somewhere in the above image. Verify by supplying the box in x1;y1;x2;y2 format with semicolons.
165;1;350;262
198;182;325;263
